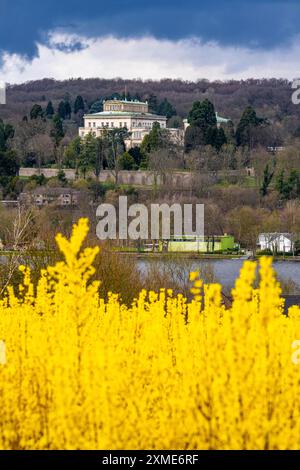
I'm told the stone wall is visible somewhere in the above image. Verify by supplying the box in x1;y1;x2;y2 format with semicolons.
19;168;249;189
19;168;194;188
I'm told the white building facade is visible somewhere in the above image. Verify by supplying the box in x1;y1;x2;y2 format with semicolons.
258;233;294;253
79;98;168;148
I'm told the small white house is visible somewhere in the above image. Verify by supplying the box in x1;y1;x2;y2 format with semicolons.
258;233;294;253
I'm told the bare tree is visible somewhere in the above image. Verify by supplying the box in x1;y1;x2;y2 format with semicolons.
106;128;130;184
0;205;35;296
28;134;54;171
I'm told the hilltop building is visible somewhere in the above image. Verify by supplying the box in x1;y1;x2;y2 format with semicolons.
79;98;228;149
79;98;171;148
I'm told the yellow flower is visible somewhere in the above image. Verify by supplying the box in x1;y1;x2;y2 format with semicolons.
0;218;298;450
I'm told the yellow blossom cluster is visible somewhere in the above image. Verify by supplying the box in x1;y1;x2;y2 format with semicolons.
0;218;300;449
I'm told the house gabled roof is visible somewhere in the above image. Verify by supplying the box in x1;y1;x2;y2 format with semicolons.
259;232;293;241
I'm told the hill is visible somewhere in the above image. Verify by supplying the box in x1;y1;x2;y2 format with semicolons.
1;78;300;141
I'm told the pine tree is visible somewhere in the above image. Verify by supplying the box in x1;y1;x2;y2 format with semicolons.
0;118;14;151
157;98;177;119
188;99;217;128
185;99;219;150
58;101;66;120
260;163;274;197
45;101;54;118
148;94;158;113
50;114;64;147
140;122;163;154
64;101;72;120
89;100;103;113
74;95;85;114
215;127;227;151
30;104;43;120
236;106;265;148
0;119;18;176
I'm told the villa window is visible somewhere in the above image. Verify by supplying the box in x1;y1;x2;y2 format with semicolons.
120;122;123;127
93;122;96;127
88;122;91;127
111;122;114;127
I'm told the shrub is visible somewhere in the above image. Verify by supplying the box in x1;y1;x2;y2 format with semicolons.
0;219;299;449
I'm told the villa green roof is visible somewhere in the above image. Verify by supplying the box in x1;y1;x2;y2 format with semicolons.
84;111;166;119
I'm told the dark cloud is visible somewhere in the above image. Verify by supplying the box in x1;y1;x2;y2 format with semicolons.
0;0;299;58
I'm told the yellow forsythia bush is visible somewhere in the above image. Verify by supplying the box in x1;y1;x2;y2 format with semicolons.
0;218;300;450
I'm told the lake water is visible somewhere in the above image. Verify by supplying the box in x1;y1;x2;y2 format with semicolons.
137;258;300;290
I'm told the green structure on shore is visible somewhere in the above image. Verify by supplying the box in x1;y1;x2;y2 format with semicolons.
159;235;237;253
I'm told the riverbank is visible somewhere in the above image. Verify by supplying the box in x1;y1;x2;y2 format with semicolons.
115;251;300;261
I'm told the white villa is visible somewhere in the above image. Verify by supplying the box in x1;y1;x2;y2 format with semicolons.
79;98;170;148
79;97;228;148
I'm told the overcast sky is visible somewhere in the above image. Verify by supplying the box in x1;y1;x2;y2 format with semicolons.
1;0;300;83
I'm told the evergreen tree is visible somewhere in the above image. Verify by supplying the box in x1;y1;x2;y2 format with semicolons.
45;101;54;118
30;104;43;120
188;99;217;128
63;136;81;168
50;114;64;148
0;150;19;176
140;122;164;154
275;169;300;200
64;101;72;120
158;98;177;119
223;120;235;145
0;119;14;151
148;94;158;113
275;169;285;196
185;99;220;150
0;120;18;176
74;95;85;114
236;106;265;148
58;101;66;120
260;163;274;197
89;100;103;113
57;169;67;185
215;127;227;151
184;125;205;153
78;134;95;178
118;152;135;170
76;134;108;180
287;170;300;199
128;146;143;168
